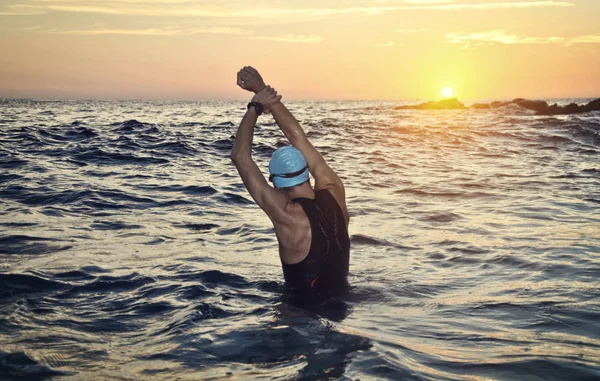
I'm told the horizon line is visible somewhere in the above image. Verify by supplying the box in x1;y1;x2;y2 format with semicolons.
1;95;599;103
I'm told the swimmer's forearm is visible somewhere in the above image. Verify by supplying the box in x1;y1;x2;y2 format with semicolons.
270;102;308;144
270;102;327;172
230;108;258;161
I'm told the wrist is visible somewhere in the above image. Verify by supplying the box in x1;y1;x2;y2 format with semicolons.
247;101;264;116
254;85;267;94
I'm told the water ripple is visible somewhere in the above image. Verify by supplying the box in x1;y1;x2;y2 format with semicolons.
1;99;599;380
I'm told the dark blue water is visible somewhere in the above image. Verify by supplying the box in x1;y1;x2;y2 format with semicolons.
1;99;599;380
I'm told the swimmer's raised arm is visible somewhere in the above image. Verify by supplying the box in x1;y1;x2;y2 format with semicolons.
236;66;348;224
269;102;348;224
230;81;289;223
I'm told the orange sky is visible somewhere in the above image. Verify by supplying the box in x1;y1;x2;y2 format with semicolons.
0;0;598;100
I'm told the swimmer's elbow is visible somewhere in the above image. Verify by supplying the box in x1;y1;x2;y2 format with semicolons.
230;150;251;165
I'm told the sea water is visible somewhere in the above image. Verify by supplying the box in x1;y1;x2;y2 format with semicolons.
1;99;599;380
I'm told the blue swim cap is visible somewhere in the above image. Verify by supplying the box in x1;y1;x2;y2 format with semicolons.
269;146;310;188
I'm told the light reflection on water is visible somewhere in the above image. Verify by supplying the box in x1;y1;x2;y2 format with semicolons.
0;99;599;380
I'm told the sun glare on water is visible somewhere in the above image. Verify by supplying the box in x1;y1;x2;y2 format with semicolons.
441;87;454;98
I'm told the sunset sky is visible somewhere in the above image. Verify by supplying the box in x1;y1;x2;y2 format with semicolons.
0;0;598;100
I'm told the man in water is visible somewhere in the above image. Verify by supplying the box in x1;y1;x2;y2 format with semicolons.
231;66;350;296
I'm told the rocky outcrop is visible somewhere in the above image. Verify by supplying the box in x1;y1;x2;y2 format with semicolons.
395;98;465;110
516;99;549;113
395;97;600;115
535;98;600;115
501;98;600;115
490;101;506;108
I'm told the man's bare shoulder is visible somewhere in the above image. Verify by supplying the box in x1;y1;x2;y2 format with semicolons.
280;199;308;224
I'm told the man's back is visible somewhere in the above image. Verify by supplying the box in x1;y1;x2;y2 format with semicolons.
276;189;350;294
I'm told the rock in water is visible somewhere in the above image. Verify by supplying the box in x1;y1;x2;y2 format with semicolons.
534;98;600;115
515;99;549;113
395;98;466;110
584;98;600;112
490;101;509;108
397;97;600;115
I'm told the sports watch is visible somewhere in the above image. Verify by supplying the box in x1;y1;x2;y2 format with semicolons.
247;102;264;115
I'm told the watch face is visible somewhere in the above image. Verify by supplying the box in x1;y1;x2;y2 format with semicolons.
248;102;263;115
255;103;264;115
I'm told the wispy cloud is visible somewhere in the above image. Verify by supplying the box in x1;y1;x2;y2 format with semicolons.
376;41;395;46
52;26;252;36
402;0;455;3
2;3;48;15
0;8;48;16
394;28;429;33
424;1;573;10
3;1;575;22
447;30;600;47
0;12;33;15
381;0;457;3
446;30;564;45
569;34;600;44
248;34;323;43
397;0;573;8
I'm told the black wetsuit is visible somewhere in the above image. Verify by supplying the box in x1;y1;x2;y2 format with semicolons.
281;189;350;295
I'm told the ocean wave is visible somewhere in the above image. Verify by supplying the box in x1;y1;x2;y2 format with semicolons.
1;99;599;380
0;350;71;379
72;147;170;165
0;235;72;255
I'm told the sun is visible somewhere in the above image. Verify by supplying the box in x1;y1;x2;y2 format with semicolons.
441;87;454;98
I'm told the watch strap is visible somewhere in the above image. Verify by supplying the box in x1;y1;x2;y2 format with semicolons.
247;102;264;115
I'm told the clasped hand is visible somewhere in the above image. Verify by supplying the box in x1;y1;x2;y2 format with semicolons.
237;66;281;113
252;86;281;114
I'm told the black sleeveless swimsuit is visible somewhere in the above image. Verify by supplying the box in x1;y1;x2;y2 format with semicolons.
281;189;350;295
